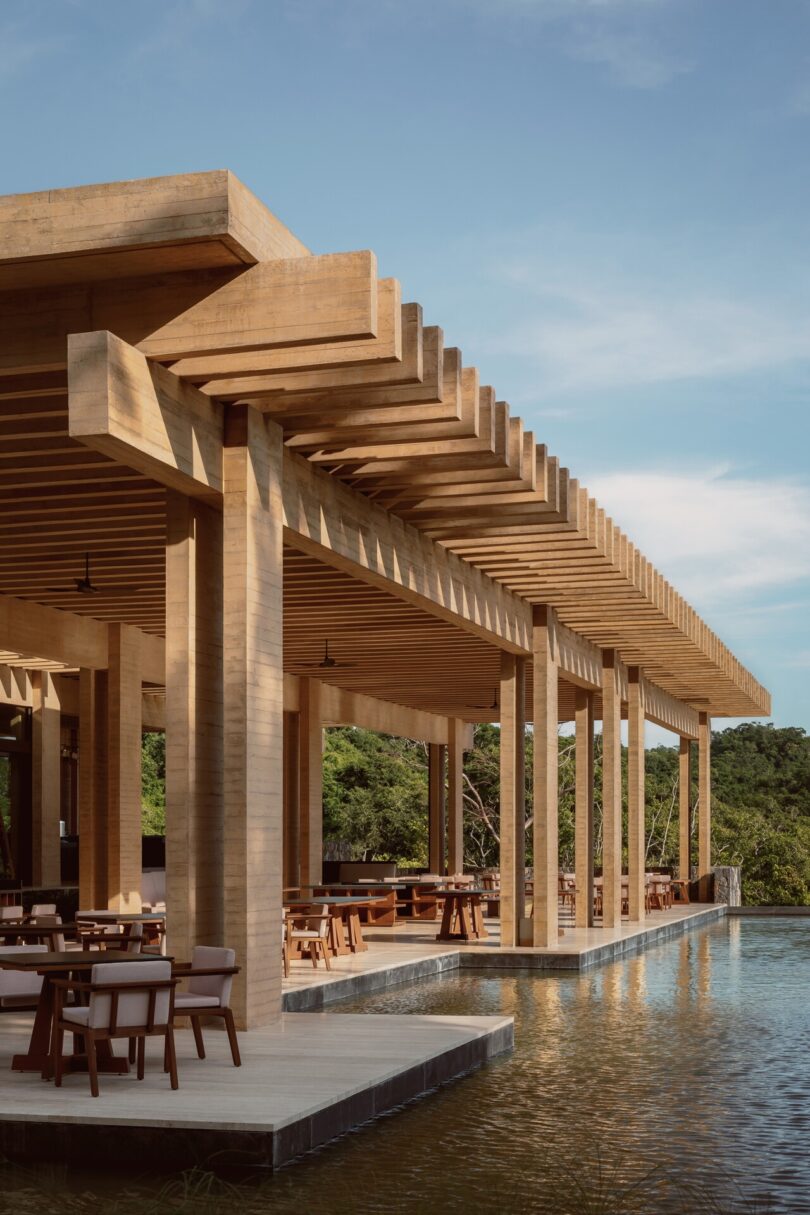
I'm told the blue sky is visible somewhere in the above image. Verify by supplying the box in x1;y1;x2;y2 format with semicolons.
1;0;808;739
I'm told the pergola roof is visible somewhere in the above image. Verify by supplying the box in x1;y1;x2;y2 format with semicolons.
0;171;770;721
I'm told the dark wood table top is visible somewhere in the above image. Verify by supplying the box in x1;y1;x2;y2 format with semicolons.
437;888;489;897
287;884;406;893
0;923;76;936
0;950;173;971
75;911;166;923
284;894;388;903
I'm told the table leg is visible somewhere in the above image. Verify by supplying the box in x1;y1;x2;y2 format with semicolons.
471;896;488;939
346;909;367;953
13;974;54;1072
436;895;456;941
457;899;474;940
329;914;350;956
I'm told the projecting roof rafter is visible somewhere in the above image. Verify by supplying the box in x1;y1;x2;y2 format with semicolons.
0;171;769;720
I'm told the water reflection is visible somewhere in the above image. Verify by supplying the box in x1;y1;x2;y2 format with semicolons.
13;919;806;1215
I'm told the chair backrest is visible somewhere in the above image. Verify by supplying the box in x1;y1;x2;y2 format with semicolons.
87;960;172;1030
126;921;144;953
31;914;66;951
0;905;23;921
30;903;56;917
0;944;47;998
188;945;236;1007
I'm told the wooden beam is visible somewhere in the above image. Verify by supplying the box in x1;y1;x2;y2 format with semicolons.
68;331;224;501
641;677;699;739
0;170;309;290
0;593;164;683
137;252;378;362
317;680;462;746
282;450;532;655
532;605;559;947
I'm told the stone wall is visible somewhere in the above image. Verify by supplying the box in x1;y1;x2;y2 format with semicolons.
712;865;742;906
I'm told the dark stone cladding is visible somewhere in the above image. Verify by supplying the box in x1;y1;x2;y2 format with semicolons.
0;1020;514;1171
282;905;728;1012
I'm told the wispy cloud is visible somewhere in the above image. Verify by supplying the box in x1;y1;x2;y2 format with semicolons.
583;464;810;608
481;233;810;395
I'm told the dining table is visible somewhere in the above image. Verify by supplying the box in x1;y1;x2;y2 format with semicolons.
0;949;174;1077
0;922;75;950
284;895;389;955
292;884;405;927
435;888;489;942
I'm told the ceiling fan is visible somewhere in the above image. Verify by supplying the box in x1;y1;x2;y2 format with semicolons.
290;640;357;672
46;553;138;597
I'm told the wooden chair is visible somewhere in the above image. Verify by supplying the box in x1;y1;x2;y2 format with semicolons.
172;945;241;1068
30;914;69;951
0;944;46;1008
29;903;56;918
52;960;178;1098
285;908;333;970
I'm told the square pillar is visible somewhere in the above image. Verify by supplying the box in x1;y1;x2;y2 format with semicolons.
31;671;61;887
106;623;143;912
223;405;284;1028
627;668;646;923
299;678;323;888
601;648;623;929
428;742;446;875
678;737;692;881
283;711;301;889
574;689;595;929
532;605;559;948
698;712;712;896
447;719;465;875
165;493;224;959
499;651;526;948
78;668;107;909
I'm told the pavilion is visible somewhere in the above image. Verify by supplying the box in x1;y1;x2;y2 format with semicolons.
0;171;770;1028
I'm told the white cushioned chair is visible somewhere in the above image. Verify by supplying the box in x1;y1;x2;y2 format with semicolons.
0;944;46;1008
30;903;56;918
52;959;178;1097
173;945;241;1067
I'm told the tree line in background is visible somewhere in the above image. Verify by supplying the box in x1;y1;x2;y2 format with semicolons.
141;722;810;906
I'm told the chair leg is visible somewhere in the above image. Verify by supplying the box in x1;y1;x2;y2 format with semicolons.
136;1035;146;1080
310;942;319;969
165;1026;179;1090
54;1024;64;1088
190;1016;206;1059
223;1008;241;1067
128;1037;136;1064
86;1035;99;1098
321;938;332;971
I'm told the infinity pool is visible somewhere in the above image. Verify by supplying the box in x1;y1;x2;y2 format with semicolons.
3;917;809;1214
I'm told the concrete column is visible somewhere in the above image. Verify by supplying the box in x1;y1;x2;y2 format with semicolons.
78;668;107;909
678;737;692;881
601;649;623;929
698;712;712;898
299;678;323;888
447;719;465;875
165;493;224;958
499;651;526;948
106;623;143;912
532;606;559;947
428;742;446;874
223;405;284;1028
31;671;61;887
283;712;301;889
627;668;646;923
574;689;595;929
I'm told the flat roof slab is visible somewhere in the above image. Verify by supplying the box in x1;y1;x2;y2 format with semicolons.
0;1011;512;1170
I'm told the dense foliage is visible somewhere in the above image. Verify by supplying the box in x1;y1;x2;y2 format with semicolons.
138;722;810;905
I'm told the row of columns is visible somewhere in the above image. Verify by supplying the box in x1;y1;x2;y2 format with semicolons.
499;606;712;948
